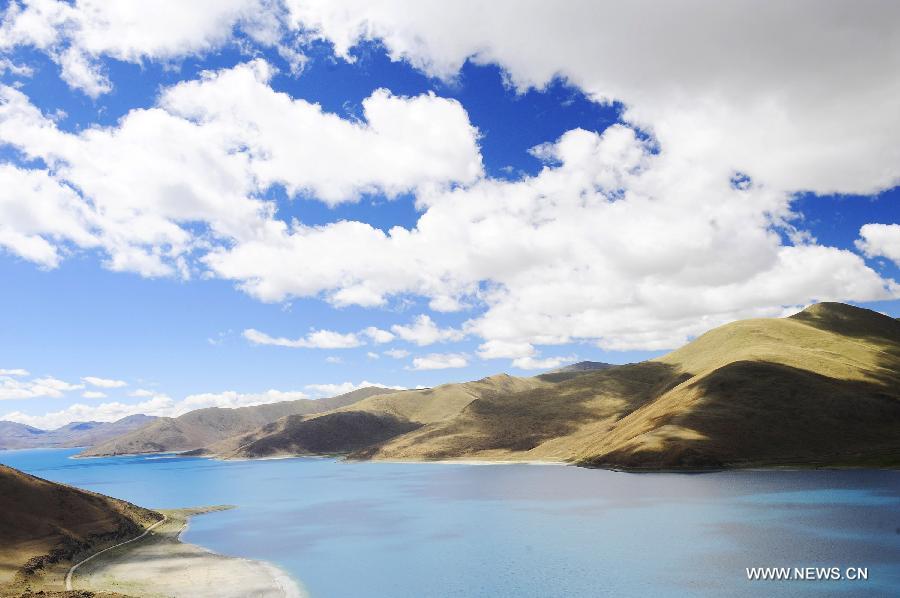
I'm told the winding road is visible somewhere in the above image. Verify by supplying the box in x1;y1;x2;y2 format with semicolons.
65;515;168;591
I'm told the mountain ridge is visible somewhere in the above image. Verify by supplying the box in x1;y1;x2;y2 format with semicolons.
79;386;403;457
215;302;900;469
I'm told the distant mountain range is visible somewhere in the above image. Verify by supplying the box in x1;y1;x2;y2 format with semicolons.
7;302;898;470
0;414;156;450
0;463;161;593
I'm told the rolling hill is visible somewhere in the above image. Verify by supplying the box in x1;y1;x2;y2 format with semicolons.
0;464;161;594
0;415;157;451
205;374;547;459
215;303;900;469
79;386;402;457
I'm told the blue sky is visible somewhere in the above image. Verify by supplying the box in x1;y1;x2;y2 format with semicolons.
0;1;898;428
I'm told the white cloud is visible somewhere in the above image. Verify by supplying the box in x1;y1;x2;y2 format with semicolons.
362;326;394;344
180;389;309;411
287;0;900;196
857;223;900;267
3;394;176;429
0;3;897;356
0;164;99;268
82;376;127;388
0;368;28;376
391;315;465;346
0;374;82;400
0;57;32;76
128;388;158;398
325;356;343;364
0;0;278;96
243;327;363;349
81;390;107;399
384;348;410;359
0;60;481;277
304;380;405;397
366;352;380;360
410;352;468;370
511;355;577;371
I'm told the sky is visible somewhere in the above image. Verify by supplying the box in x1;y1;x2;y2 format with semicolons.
0;0;898;429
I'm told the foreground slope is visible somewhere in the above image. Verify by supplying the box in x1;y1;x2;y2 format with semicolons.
0;464;161;594
223;303;899;469
80;387;400;457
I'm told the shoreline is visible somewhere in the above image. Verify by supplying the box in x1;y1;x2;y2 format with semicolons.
70;506;306;598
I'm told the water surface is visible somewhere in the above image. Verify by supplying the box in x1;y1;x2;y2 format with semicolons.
2;449;898;597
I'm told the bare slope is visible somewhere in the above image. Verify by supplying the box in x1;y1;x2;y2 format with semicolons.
215;374;548;459
0;415;156;451
225;303;900;469
80;387;400;457
0;464;161;594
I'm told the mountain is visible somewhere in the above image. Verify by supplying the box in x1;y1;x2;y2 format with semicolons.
0;414;158;450
0;464;161;593
541;360;616;382
220;303;900;469
208;374;548;459
79;386;402;457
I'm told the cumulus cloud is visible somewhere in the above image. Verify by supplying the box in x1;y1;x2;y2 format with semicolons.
383;348;410;359
391;315;465;346
0;374;82;400
0;60;481;278
82;376;127;388
212;124;897;355
81;390;106;399
0;2;897;360
362;326;395;344
287;0;900;196
0;0;279;96
243;327;363;349
857;224;900;267
410;352;468;370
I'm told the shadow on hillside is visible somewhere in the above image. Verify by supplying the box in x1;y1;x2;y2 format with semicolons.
587;359;900;470
242;412;422;458
408;361;689;459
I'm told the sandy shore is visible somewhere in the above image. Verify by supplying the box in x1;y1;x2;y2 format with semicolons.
70;506;306;598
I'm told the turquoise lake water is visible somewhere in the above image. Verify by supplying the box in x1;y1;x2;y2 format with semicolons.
1;449;898;597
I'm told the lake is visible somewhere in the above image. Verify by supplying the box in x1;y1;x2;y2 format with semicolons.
1;449;898;597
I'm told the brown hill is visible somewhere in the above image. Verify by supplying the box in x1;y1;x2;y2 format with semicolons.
210;374;548;459
0;465;161;594
79;386;401;457
221;303;900;469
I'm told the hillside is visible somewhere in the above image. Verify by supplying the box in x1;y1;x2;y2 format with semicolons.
79;386;402;457
211;374;548;459
0;464;161;594
220;303;900;469
0;415;156;451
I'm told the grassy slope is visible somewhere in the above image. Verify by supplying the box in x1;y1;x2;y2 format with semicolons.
222;303;900;469
79;386;401;457
0;465;162;594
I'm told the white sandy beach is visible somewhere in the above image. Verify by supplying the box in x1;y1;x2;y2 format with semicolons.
71;507;306;598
